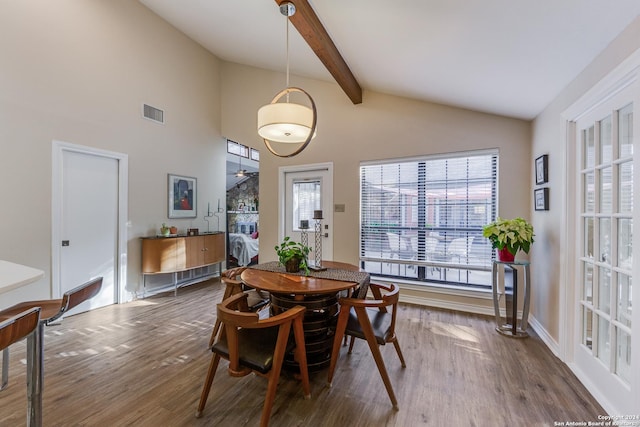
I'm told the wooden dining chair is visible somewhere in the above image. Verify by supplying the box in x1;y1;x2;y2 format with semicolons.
196;292;310;427
327;282;406;410
209;267;270;346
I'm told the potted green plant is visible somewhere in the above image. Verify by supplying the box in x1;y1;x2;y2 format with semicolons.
482;217;534;262
275;236;310;274
160;223;170;237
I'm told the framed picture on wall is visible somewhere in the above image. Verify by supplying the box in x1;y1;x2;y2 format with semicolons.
535;154;548;185
168;173;197;218
534;187;549;211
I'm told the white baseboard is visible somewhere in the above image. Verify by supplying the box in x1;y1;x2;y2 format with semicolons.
528;315;560;356
565;362;617;416
399;292;495;317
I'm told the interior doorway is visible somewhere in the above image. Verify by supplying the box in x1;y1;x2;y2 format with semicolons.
225;148;260;267
52;141;128;314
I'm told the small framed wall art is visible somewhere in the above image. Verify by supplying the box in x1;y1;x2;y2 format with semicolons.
535;154;548;185
534;187;549;211
168;173;197;218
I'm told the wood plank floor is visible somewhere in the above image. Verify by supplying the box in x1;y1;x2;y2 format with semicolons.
0;279;604;426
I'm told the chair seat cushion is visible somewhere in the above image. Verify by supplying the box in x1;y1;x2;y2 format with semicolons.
0;300;63;323
245;290;270;311
212;326;294;374
345;307;391;345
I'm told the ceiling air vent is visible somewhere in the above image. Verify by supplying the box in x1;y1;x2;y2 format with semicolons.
143;104;164;124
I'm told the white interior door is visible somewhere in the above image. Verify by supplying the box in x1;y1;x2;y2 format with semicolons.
52;142;127;315
281;163;333;264
572;86;638;414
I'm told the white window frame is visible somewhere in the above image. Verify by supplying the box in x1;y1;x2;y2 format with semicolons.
359;149;498;290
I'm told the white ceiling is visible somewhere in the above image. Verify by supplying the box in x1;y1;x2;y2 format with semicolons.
139;0;640;120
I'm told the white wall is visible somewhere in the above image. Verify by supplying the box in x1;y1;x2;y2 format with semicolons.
5;0;619;341
0;0;225;307
220;61;531;310
531;16;640;344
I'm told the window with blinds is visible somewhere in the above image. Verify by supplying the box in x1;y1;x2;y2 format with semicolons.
360;151;498;288
292;180;321;231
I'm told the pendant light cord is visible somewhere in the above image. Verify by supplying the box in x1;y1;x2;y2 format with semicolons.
285;9;290;102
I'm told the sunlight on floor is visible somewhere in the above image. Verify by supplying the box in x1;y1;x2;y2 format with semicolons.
428;320;479;343
126;299;159;306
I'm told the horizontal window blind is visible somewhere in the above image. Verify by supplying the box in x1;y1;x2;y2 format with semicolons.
293;180;321;231
360;152;498;288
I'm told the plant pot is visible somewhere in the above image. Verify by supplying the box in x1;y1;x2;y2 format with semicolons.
169;226;178;234
285;257;301;273
497;247;515;263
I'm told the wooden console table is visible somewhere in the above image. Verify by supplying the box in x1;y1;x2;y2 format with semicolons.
141;232;225;296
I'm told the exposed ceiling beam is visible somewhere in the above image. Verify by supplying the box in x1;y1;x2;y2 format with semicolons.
276;0;362;104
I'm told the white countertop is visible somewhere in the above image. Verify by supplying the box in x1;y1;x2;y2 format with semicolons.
0;260;44;294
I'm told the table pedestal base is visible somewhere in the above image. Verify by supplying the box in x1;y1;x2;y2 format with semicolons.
495;324;529;338
271;293;339;371
492;261;531;339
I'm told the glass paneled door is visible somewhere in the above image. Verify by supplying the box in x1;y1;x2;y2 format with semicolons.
575;91;637;413
281;164;333;264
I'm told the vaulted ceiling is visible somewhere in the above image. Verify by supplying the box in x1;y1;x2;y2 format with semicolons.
139;0;640;120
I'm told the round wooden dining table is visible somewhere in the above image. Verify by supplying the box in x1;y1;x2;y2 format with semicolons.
241;260;369;371
240;260;364;296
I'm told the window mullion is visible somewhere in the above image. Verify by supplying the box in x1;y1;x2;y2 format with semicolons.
360;152;498;289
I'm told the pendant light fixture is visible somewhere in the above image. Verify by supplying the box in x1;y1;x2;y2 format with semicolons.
257;2;317;158
235;156;246;177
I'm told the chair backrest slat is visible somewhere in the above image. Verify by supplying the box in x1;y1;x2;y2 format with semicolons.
0;307;41;351
61;277;103;314
222;267;246;287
